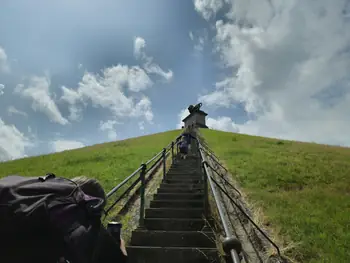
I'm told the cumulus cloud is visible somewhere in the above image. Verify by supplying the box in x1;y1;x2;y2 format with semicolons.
177;108;190;128
134;37;146;59
16;76;69;125
51;140;85;152
194;0;224;20
134;37;173;82
61;65;154;122
196;0;350;146
128;66;153;92
8;106;28;117
189;30;208;53
207;116;239;132
0;47;10;73
0;118;31;162
0;84;4;95
99;120;118;141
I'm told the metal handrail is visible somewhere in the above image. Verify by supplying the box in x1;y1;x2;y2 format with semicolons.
192;136;241;263
105;134;182;225
195;132;282;257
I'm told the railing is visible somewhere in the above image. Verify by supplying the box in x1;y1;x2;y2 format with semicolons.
105;135;182;226
192;134;242;263
193;133;282;259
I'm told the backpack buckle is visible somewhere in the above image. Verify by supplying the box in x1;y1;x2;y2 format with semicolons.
39;173;56;182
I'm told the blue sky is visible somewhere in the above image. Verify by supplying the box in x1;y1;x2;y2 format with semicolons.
1;0;350;161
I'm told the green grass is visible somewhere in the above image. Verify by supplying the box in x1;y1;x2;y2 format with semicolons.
0;130;180;194
201;129;350;263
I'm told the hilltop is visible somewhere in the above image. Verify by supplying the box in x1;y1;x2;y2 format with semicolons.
0;130;181;192
1;128;349;262
201;129;350;263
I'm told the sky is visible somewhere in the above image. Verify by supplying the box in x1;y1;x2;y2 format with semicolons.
1;0;350;162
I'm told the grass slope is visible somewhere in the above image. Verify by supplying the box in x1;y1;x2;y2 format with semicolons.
201;129;350;263
0;130;180;194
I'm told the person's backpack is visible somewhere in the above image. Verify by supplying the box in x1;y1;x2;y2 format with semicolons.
0;173;105;263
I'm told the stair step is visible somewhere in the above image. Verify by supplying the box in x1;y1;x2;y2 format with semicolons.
159;183;203;189
150;199;204;208
166;175;202;180
144;218;205;231
153;193;203;200
168;170;199;173
131;230;215;247
165;178;202;184
145;208;203;218
127;246;219;263
157;188;203;194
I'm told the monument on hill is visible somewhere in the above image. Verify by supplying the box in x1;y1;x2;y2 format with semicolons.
182;103;208;129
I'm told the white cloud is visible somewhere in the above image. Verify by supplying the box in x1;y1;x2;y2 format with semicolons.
0;84;4;95
189;30;208;54
78;63;83;69
51;140;85;152
61;65;154;123
177;108;190;128
189;31;194;40
0;46;10;73
207;116;239;132
144;62;173;81
197;0;350;146
134;37;174;82
7;106;28;117
16;76;69;125
0;118;31;162
99;120;118;141
132;96;154;122
128;66;153;92
138;121;145;131
193;0;224;20
134;37;146;59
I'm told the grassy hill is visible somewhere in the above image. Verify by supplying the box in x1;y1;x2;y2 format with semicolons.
0;130;181;193
201;129;350;263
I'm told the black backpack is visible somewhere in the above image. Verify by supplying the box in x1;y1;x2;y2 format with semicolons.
0;173;105;263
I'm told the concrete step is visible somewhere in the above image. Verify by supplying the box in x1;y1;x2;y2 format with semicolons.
145;208;203;219
169;167;199;171
153;193;203;200
144;218;205;231
127;246;219;263
166;175;202;180
131;230;215;248
164;178;202;184
165;176;202;180
157;187;203;194
159;183;203;189
150;199;204;208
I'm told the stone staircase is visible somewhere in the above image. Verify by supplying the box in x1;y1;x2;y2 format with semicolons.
127;156;220;263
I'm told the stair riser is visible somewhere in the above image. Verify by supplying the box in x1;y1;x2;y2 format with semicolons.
159;183;203;189
157;188;203;194
166;175;202;180
145;208;203;218
150;200;204;208
131;231;215;248
165;179;202;184
126;247;219;263
144;219;205;231
154;194;204;200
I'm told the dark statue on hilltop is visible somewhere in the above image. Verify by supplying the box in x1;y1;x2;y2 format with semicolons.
188;103;202;113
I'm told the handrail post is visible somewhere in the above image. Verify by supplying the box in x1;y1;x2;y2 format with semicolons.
171;141;174;164
203;161;209;217
162;148;166;180
139;163;147;228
